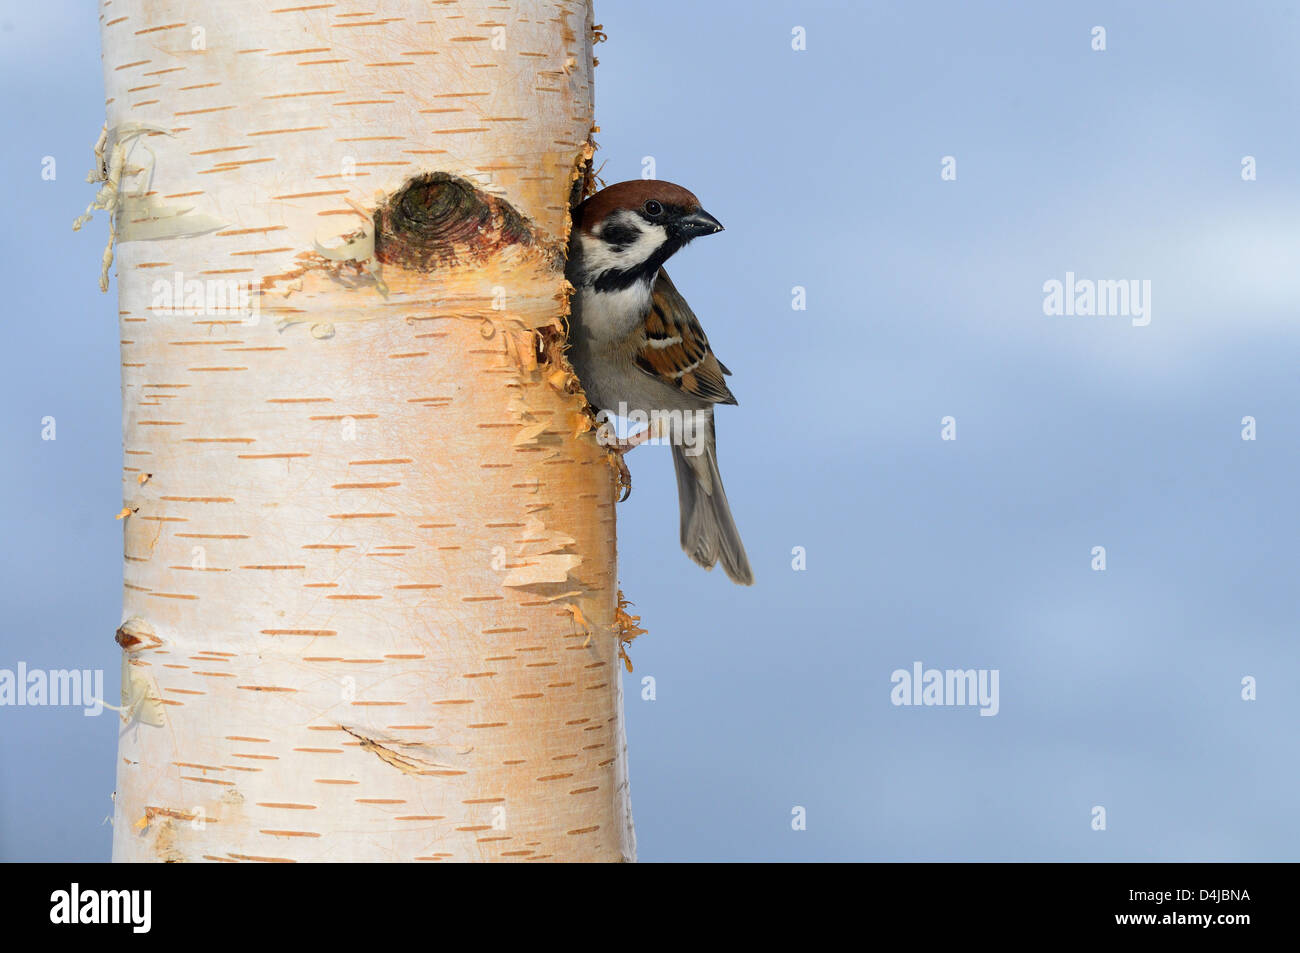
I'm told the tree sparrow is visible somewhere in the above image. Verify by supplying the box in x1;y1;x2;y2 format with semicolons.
565;180;753;586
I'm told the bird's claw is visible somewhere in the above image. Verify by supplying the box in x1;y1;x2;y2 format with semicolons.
598;422;654;502
615;454;632;501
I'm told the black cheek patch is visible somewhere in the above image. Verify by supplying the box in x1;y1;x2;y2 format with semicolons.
600;222;640;251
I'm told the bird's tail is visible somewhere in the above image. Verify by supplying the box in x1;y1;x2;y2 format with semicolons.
671;415;753;585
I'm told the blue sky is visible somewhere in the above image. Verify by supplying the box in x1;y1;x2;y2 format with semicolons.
2;0;1298;861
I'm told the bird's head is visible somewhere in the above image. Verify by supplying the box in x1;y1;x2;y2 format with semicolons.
569;180;723;291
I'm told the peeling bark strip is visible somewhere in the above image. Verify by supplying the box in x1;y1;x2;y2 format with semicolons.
96;0;633;863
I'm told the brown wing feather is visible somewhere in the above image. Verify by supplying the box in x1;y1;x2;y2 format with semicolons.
634;269;738;406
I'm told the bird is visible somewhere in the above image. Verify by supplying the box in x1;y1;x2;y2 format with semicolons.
564;180;753;586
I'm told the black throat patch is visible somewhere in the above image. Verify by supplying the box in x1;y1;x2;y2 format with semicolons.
590;237;684;293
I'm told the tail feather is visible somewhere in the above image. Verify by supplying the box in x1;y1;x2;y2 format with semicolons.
671;419;753;585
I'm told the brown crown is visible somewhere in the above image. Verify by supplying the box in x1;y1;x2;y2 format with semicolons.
574;180;702;232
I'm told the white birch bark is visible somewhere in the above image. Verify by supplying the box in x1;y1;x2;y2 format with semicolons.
86;0;633;862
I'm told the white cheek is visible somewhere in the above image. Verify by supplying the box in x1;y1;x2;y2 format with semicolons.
581;221;667;274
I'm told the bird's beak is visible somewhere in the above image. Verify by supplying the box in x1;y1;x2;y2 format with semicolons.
674;208;724;240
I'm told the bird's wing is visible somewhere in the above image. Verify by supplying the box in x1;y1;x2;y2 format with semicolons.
633;269;738;406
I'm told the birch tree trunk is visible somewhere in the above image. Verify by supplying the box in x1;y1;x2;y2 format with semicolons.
88;0;634;862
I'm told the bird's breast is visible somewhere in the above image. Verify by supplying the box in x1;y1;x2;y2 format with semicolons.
573;282;653;343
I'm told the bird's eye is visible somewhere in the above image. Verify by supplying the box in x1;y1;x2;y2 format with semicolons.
643;200;663;217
